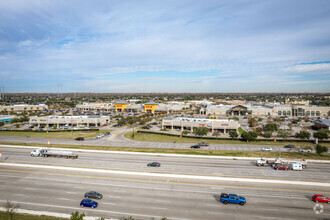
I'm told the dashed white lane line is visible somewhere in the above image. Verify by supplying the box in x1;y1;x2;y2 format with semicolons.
24;187;36;190
103;202;117;205
109;196;122;199
155;200;170;203
66;191;78;194
57;198;72;201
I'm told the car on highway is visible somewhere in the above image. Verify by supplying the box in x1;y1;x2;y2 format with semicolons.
85;191;103;200
299;148;312;153
191;144;201;149
312;194;330;203
96;134;104;139
274;164;290;170
261;147;272;151
80;199;98;208
198;142;209;147
147;162;161;167
284;144;295;148
75;137;84;141
220;193;246;206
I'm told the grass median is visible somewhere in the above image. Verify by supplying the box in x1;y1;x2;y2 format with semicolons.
0;212;66;220
1;141;330;160
125;131;330;148
0;130;110;139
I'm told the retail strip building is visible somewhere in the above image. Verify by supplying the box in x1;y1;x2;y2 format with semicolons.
162;117;239;134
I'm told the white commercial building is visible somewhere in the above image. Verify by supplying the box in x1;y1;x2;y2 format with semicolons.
29;115;110;128
162;117;240;134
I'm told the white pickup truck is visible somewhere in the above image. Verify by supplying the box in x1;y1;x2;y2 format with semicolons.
31;149;78;159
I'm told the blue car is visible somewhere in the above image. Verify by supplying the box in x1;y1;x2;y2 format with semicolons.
80;199;98;208
220;193;246;206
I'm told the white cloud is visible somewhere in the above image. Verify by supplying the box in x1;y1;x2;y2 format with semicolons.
286;63;330;74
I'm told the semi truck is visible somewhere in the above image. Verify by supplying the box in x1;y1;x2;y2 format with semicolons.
31;149;78;159
256;157;307;169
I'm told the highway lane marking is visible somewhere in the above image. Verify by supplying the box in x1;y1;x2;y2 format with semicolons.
14;194;25;196
103;202;117;205
24;187;36;190
155;200;170;203
150;207;168;210
6;160;328;183
109;196;122;199
1;168;330;194
0;199;188;220
66;191;78;194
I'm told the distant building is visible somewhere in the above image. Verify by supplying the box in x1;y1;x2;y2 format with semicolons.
285;98;310;105
0;115;15;123
0;104;48;112
201;104;330;118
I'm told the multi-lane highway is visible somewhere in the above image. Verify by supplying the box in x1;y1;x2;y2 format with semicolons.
1;146;330;220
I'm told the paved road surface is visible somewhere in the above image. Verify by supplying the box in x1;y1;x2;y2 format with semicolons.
0;146;329;220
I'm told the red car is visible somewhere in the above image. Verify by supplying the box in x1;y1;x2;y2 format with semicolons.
274;164;289;170
313;194;330;203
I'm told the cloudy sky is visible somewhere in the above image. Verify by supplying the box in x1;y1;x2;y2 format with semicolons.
0;0;330;93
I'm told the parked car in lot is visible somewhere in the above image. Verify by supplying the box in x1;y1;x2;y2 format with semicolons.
313;194;330;203
198;142;209;147
147;162;161;167
220;193;246;206
261;147;272;151
274;164;289;170
75;137;84;141
84;191;103;200
284;144;295;148
191;144;201;149
80;199;98;208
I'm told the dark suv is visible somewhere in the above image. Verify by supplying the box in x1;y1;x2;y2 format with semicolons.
84;191;103;200
75;137;84;141
191;144;200;149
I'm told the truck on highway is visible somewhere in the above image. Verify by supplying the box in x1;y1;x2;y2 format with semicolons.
31;149;78;159
256;157;307;169
256;158;268;166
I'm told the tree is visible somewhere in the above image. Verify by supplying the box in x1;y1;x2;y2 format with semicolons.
295;131;310;140
263;132;272;138
241;131;258;142
213;130;221;138
71;211;85;220
120;217;134;220
288;123;293;131
248;118;258;128
193;127;209;138
3;200;17;220
182;130;190;136
313;130;328;140
15;124;20;128
316;144;328;155
229;130;238;139
277;129;290;139
263;123;279;133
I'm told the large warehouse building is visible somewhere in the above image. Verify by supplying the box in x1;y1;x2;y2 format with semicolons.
162;117;240;134
0;104;48;112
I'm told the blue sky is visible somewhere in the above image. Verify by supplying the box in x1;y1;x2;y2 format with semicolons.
0;0;330;93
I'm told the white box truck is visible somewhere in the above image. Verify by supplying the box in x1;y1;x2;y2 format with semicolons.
31;149;78;159
291;163;303;171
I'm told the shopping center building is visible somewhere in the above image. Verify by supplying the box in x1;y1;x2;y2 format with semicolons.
29;115;110;128
200;104;330;118
162;117;240;134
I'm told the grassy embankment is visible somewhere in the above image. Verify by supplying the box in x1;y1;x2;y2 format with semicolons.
124;131;330;148
0;212;66;220
0;130;110;139
1;141;329;160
